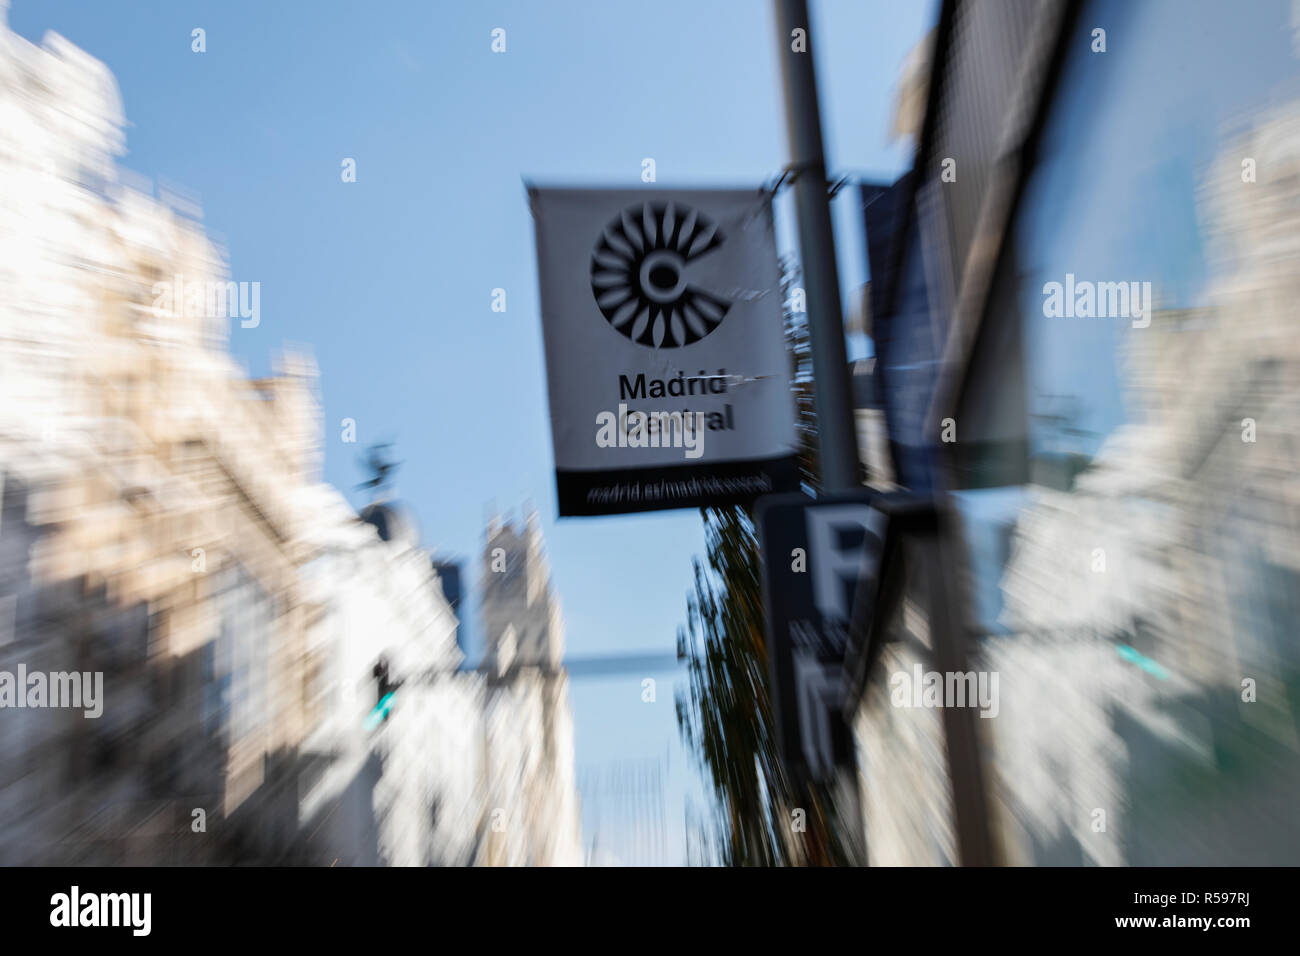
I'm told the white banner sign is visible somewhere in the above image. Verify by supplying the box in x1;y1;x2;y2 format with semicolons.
528;186;799;515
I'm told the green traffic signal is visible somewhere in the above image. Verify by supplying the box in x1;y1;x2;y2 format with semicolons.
364;691;396;730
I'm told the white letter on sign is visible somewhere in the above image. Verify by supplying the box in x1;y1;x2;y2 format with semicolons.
806;505;887;624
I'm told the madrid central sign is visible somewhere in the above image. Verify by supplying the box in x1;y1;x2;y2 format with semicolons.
529;186;800;516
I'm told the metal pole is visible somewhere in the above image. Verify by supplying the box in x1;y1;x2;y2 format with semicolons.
773;0;860;493
773;0;867;866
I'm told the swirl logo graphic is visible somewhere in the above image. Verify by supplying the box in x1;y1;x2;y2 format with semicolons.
590;202;732;348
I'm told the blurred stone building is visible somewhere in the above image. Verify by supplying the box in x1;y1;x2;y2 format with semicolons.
475;512;584;865
0;9;582;867
294;491;485;866
0;9;320;861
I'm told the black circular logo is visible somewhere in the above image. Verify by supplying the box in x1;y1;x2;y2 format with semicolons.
591;202;732;348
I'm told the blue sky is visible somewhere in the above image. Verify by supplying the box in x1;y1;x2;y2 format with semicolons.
12;0;934;863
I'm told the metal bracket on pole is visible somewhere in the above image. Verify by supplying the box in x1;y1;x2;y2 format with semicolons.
769;166;854;199
766;161;823;196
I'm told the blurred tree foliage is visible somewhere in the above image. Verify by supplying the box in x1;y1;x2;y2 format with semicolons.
675;258;855;865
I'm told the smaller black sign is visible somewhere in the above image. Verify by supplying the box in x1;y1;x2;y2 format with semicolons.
755;492;887;780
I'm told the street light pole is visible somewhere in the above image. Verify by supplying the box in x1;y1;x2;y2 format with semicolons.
772;0;868;865
773;0;860;493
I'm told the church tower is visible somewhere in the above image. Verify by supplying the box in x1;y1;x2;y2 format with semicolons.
480;510;564;675
476;508;583;865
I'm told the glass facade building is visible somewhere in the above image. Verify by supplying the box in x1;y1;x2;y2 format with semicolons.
851;0;1300;864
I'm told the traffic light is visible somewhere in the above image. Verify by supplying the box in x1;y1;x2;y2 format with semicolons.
365;656;401;730
373;657;393;704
